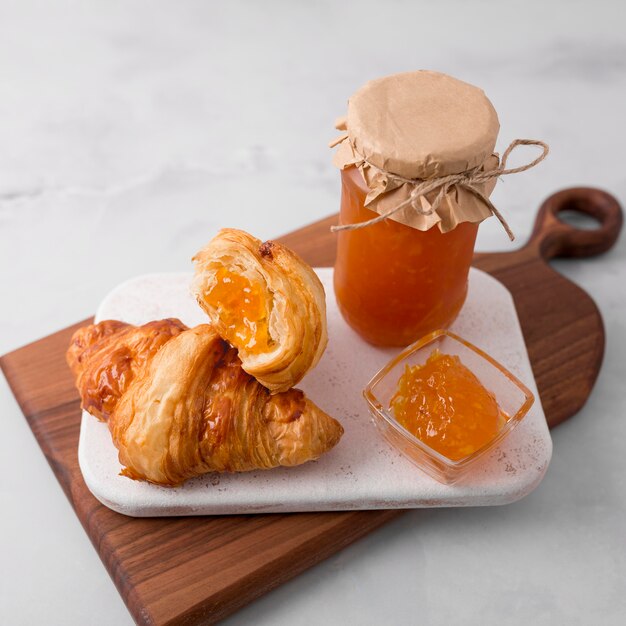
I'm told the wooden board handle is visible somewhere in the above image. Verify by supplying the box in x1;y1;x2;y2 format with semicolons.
528;187;623;260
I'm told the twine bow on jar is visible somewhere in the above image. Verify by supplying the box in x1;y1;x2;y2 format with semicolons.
330;139;550;241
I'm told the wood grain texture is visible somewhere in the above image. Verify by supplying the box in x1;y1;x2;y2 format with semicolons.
1;187;621;625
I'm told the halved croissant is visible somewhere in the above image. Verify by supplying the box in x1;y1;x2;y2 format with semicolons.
67;319;342;485
191;229;327;393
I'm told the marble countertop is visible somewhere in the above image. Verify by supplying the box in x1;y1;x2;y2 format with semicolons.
1;1;625;624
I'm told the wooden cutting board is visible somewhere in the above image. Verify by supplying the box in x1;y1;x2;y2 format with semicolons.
1;187;621;625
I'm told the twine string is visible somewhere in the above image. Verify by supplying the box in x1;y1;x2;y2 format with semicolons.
330;139;549;241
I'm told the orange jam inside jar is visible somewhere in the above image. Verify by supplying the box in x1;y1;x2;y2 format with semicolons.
390;350;507;461
331;71;503;347
204;267;270;353
334;167;478;347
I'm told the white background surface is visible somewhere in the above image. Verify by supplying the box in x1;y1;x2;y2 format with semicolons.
1;1;624;624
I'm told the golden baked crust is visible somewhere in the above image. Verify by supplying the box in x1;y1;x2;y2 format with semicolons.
66;318;187;421
191;229;328;393
67;320;342;485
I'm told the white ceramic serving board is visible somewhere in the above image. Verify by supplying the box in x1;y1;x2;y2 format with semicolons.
78;268;552;516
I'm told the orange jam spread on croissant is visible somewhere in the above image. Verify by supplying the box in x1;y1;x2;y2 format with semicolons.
205;267;270;353
390;350;506;461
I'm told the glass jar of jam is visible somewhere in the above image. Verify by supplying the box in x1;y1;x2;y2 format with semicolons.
334;166;479;346
332;71;501;347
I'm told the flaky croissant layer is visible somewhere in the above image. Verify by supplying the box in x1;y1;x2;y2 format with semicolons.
68;319;343;486
192;228;328;393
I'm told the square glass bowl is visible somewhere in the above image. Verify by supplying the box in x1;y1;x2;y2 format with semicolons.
364;330;535;485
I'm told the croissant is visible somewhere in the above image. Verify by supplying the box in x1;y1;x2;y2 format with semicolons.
67;318;187;421
67;319;343;485
191;228;327;393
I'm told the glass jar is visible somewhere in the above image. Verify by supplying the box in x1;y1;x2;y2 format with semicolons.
334;166;478;347
331;70;503;348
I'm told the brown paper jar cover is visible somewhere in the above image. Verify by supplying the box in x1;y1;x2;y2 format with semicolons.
333;70;502;233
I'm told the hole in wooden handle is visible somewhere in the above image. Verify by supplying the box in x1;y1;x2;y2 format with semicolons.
556;209;602;231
